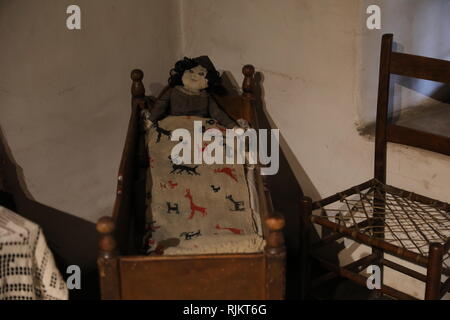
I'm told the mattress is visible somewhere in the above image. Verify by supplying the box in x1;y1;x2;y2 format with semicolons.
142;114;265;255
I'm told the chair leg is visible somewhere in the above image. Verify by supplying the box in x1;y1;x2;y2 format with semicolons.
425;243;443;300
372;189;386;298
300;196;312;299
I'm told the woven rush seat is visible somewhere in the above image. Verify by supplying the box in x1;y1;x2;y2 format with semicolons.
311;179;450;267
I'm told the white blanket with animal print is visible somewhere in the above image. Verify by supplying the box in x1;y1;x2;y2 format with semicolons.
143;114;265;255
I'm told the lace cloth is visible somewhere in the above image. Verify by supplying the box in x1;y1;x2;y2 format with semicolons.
0;205;68;300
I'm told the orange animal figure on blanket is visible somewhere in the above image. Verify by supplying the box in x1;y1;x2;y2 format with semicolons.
184;188;207;219
168;180;178;189
214;167;238;182
215;224;243;235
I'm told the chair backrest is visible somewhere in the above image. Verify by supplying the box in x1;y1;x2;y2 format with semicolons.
374;33;450;183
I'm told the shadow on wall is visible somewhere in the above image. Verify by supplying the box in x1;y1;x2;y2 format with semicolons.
0;124;99;300
144;67;363;299
251;71;346;298
252;71;321;201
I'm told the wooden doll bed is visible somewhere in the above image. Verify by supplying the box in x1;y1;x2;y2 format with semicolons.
96;65;286;300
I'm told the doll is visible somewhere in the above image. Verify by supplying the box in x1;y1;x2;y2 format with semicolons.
147;56;246;130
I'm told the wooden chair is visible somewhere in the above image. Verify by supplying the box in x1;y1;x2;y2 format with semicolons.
301;33;450;300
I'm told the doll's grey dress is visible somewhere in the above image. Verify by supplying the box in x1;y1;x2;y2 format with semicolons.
149;86;236;128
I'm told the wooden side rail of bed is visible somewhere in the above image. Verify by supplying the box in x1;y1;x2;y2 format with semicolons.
96;65;286;300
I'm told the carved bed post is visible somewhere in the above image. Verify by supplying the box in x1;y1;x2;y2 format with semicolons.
97;216;121;300
425;242;444;300
243;63;285;299
300;196;312;299
131;69;145;98
265;213;286;299
131;69;150;112
242;65;255;99
240;64;256;128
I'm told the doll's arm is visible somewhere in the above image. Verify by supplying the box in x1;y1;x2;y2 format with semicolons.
149;89;171;123
209;97;236;129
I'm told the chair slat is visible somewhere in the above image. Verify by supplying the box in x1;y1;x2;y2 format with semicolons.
390;52;450;84
387;124;450;157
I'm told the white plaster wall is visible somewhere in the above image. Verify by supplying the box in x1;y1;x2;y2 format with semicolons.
0;0;182;222
181;0;450;201
182;0;373;198
181;0;450;298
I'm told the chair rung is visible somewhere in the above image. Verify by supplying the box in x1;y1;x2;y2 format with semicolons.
311;254;378;288
381;258;427;282
312;179;375;210
315;254;417;300
311;215;429;266
311;218;375;250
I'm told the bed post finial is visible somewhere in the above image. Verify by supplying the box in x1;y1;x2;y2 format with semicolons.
96;216;121;299
265;212;286;299
131;69;145;98
242;65;255;99
97;216;117;258
265;214;285;252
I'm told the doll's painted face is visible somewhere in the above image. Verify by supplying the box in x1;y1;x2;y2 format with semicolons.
182;65;208;92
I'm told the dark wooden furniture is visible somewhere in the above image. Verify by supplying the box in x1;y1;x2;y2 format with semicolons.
0;144;19;212
96;65;286;300
301;34;450;300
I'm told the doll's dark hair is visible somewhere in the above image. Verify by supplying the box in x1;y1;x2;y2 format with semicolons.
168;56;224;94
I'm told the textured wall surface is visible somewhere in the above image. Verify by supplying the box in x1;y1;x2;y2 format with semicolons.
182;0;371;201
0;0;182;222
